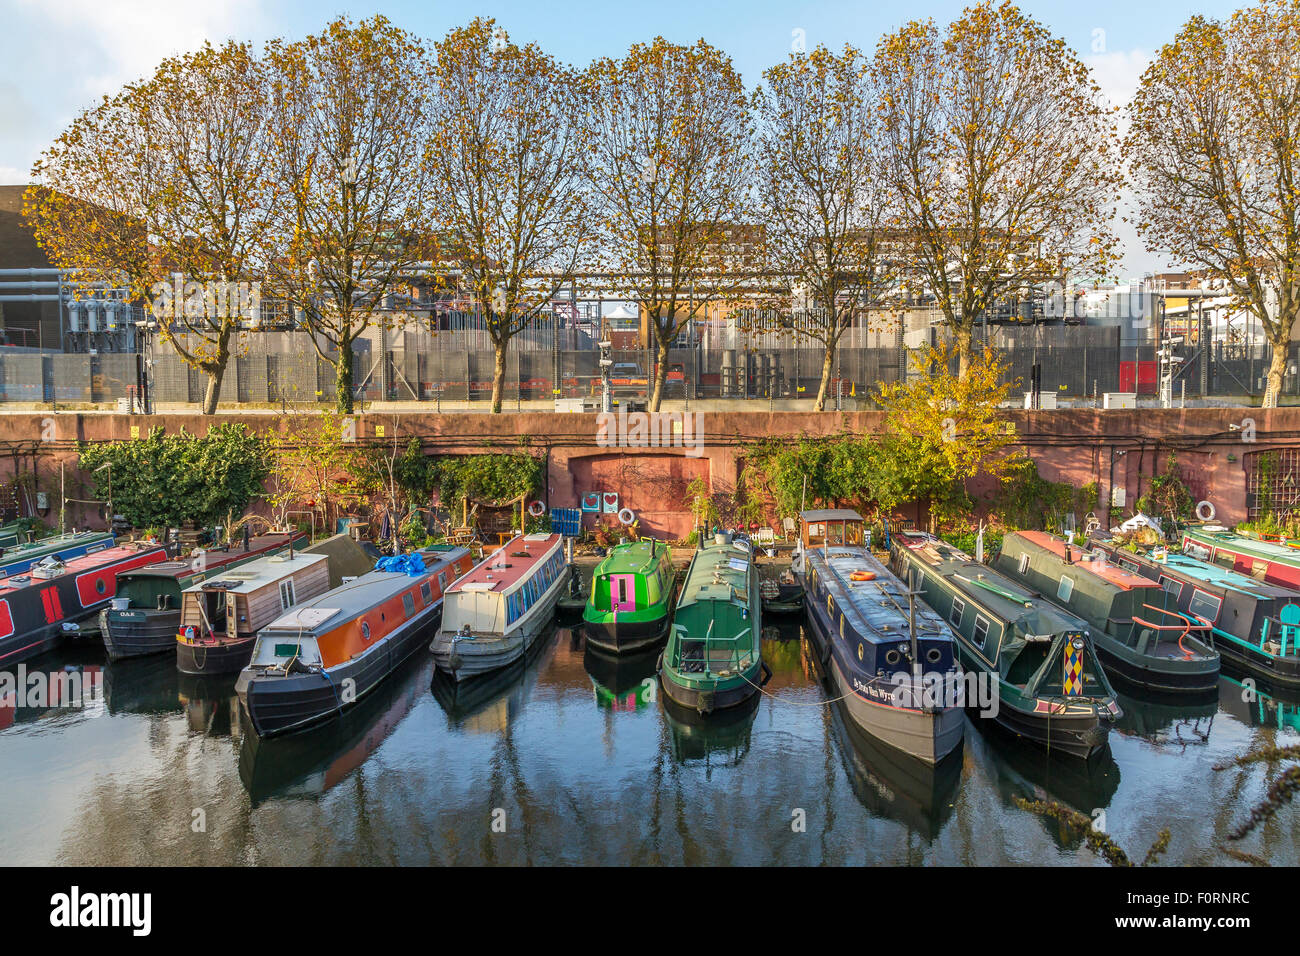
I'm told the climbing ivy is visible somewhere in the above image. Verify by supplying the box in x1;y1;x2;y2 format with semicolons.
1134;452;1194;529
77;423;272;531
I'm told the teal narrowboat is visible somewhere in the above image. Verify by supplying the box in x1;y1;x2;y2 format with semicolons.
658;534;768;715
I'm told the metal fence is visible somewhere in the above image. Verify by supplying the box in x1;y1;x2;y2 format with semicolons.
4;323;1300;407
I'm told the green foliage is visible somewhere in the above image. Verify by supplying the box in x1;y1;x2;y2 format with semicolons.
1134;453;1194;528
938;526;1004;556
392;437;437;502
429;452;542;507
992;458;1097;535
77;423;271;530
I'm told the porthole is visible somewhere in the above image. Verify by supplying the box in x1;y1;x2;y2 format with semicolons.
857;643;864;661
95;578;106;594
926;647;942;664
361;622;371;641
885;649;901;666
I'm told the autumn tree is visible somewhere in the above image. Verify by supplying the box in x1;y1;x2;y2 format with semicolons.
26;41;275;413
874;340;1018;528
428;19;592;413
755;44;900;410
873;1;1121;379
583;38;754;411
1128;1;1300;407
263;15;437;414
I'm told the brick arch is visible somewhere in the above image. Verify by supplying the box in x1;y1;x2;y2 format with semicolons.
565;451;710;540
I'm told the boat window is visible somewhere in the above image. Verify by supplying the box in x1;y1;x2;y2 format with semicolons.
1158;575;1183;600
839;614;845;638
279;579;296;610
828;522;845;546
438;572;447;591
973;615;990;650
1017;553;1029;576
1188;590;1222;624
403;593;415;616
1251;560;1268;581
845;523;863;546
1212;549;1235;569
1058;576;1074;602
361;621;371;641
421;581;432;602
949;596;966;627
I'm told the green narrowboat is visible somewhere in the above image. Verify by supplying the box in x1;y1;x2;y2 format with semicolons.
582;538;676;654
892;530;1121;759
995;531;1220;694
658;534;768;715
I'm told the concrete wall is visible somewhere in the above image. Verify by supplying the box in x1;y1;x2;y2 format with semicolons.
2;406;1281;536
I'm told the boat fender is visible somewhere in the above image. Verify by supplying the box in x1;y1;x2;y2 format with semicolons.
1195;500;1216;522
527;500;546;518
849;570;876;582
617;507;636;525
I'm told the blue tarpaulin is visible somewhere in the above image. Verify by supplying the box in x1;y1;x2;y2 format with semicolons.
375;553;428;576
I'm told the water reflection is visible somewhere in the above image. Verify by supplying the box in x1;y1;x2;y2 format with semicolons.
2;607;1300;865
240;660;425;804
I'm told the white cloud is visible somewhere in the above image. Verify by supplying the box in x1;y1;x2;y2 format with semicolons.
1085;48;1151;111
2;0;270;185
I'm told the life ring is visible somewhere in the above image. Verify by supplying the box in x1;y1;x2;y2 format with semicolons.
617;507;636;525
850;570;876;582
1195;501;1216;522
527;500;546;518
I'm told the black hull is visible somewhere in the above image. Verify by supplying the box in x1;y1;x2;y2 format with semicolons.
177;636;254;675
582;614;669;654
102;610;181;661
1096;644;1220;696
989;700;1110;760
657;665;760;715
1215;641;1300;688
238;607;441;737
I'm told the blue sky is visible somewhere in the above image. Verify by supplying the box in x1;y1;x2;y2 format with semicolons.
0;0;1245;275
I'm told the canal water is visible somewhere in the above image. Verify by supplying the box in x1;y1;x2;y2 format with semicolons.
1;616;1296;866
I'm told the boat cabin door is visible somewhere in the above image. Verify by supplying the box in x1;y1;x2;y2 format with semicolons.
610;574;637;613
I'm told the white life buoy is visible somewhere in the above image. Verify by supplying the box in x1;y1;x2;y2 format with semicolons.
1195;500;1216;522
527;500;546;518
617;507;636;525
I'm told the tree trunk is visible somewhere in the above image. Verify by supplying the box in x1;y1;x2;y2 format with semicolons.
956;326;974;381
201;363;226;415
335;336;355;414
1263;336;1288;408
490;338;507;414
814;343;835;411
649;335;670;412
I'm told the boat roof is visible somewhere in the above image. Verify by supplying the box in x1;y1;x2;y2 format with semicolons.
183;551;327;595
447;533;561;595
800;509;864;522
0;529;111;554
261;545;470;635
809;546;950;642
1012;531;1161;592
899;535;1089;633
593;539;664;576
1097;542;1299;600
678;540;751;609
0;542;165;595
123;532;304;581
1185;526;1300;563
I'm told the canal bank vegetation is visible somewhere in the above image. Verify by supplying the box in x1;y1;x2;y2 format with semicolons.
76;423;271;531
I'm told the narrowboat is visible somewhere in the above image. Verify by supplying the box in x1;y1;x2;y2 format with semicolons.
235;545;475;736
893;531;1121;759
1181;525;1300;589
431;533;567;681
176;551;331;675
581;538;676;654
658;533;768;715
1090;535;1300;687
995;531;1220;693
0;530;115;578
101;531;307;662
793;511;964;765
0;541;171;666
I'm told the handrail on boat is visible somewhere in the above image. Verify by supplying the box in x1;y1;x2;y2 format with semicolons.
1132;603;1211;660
670;622;754;678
